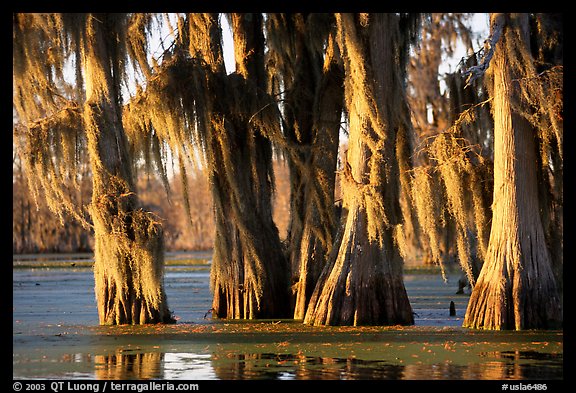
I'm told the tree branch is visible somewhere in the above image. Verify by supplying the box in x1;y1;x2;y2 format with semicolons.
461;13;505;88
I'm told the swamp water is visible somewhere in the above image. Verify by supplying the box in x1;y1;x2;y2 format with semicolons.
13;252;563;381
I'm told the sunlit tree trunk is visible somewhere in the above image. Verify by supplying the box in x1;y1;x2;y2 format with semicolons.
206;13;291;319
463;13;562;330
304;13;414;326
82;14;172;325
267;14;344;319
290;54;343;319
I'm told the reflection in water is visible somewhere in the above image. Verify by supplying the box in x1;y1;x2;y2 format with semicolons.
94;351;163;380
79;349;562;380
13;266;563;380
163;353;217;379
464;350;564;380
207;351;562;380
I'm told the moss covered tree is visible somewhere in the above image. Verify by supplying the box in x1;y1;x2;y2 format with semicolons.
265;14;344;319
462;13;562;330
122;13;292;319
405;13;493;284
13;13;173;324
303;13;418;326
207;13;291;318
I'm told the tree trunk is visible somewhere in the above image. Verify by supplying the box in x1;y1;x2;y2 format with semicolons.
273;15;344;319
463;13;562;330
291;61;343;319
83;14;172;325
304;13;414;326
303;197;414;326
207;13;291;319
209;103;291;318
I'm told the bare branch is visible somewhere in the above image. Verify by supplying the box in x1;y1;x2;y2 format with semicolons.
461;13;505;88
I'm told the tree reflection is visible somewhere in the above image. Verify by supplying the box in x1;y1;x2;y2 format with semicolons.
209;352;406;379
87;348;561;380
208;350;562;380
94;351;163;379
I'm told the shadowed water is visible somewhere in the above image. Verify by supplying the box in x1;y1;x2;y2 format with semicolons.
13;252;563;380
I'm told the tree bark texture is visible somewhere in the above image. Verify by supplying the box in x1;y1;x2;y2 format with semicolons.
304;13;414;326
463;13;562;330
207;13;291;319
83;14;172;325
274;15;344;319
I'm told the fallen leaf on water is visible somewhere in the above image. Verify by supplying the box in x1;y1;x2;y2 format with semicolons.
444;341;456;351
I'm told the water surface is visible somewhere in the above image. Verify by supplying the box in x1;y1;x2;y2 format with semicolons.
13;253;563;380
